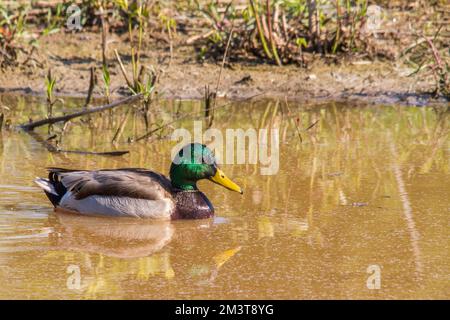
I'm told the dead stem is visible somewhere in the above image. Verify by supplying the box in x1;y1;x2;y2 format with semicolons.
84;66;96;109
305;119;319;131
167;19;174;68
114;49;133;89
208;24;234;128
99;3;108;68
112;108;130;144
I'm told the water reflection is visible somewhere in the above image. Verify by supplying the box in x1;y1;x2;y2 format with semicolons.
50;211;175;259
389;138;423;280
0;94;448;299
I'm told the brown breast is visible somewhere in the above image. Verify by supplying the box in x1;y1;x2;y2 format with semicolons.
171;190;214;219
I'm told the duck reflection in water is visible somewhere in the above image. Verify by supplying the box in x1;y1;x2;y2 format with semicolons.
48;208;211;259
48;208;216;257
45;209;241;286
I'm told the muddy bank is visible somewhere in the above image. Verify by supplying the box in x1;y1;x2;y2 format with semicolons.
0;32;446;106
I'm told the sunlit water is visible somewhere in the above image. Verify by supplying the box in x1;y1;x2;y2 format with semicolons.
0;94;448;299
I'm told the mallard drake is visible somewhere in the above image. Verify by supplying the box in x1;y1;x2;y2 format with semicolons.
35;143;242;219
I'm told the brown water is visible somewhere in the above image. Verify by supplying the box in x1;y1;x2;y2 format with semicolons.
0;94;448;299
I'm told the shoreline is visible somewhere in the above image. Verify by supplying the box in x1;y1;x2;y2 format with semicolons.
0;32;448;107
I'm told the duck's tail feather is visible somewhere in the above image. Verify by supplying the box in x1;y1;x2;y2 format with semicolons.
34;177;61;207
35;177;57;195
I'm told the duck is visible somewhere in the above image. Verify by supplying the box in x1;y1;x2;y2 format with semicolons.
34;143;243;219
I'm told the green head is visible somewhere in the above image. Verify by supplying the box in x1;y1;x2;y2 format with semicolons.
170;143;242;194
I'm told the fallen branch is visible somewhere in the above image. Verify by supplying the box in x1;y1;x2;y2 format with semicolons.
19;94;142;131
60;150;129;156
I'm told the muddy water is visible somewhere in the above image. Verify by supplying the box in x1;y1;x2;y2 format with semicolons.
0;94;448;299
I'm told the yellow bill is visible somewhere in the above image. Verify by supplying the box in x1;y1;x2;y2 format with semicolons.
209;168;243;194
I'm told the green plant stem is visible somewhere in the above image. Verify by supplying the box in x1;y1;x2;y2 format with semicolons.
266;0;282;66
20;94;143;131
249;0;273;60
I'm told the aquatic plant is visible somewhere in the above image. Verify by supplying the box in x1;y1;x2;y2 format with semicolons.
42;3;65;36
45;69;56;114
44;68;57;133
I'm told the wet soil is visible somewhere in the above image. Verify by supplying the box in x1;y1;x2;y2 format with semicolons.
0;31;446;106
